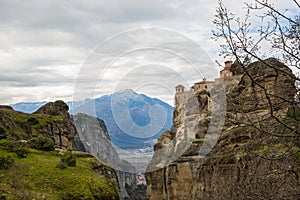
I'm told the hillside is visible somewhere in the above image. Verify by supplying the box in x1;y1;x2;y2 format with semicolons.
0;148;119;200
0;102;120;200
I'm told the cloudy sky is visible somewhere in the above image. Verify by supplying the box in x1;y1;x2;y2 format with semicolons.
0;0;298;105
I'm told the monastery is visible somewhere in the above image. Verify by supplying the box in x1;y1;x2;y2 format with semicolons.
175;61;236;112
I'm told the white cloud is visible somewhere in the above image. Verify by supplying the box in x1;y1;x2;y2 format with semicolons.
0;0;298;105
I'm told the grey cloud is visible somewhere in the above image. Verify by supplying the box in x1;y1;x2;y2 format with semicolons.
0;69;76;87
0;0;225;105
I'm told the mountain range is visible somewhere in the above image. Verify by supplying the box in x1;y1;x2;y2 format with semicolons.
11;89;174;149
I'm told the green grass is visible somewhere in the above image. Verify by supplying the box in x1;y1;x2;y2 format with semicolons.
5;110;62;127
0;148;119;200
0;109;65;141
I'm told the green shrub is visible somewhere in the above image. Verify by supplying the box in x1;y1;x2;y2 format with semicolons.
90;159;101;169
7;140;26;151
0;139;12;148
7;130;27;140
7;140;29;158
14;147;29;158
60;191;83;200
28;135;55;151
0;194;6;200
0;156;14;170
56;153;76;169
27;117;39;125
61;154;76;167
56;162;67;169
0;126;6;139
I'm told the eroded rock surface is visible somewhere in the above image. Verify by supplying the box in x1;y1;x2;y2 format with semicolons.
0;100;76;149
146;58;300;200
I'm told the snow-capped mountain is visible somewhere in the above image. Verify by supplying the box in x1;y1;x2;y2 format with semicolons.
71;89;174;149
11;89;174;149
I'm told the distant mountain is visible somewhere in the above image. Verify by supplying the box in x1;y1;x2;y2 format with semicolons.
11;89;174;149
71;89;174;149
11;101;47;113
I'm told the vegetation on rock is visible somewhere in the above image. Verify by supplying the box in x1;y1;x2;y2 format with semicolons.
0;147;119;200
0;101;75;150
0;101;120;200
28;135;55;151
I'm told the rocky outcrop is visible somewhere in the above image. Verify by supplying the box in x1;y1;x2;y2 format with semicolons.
0;105;14;111
0;100;76;149
230;58;296;113
153;130;176;151
146;58;300;199
147;90;203;173
34;100;70;118
34;100;77;149
73;113;135;172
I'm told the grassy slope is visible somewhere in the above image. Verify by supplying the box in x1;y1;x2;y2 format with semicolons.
0;108;64;140
0;108;120;199
0;147;119;200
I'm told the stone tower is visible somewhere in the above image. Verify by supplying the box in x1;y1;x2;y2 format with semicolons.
175;84;185;93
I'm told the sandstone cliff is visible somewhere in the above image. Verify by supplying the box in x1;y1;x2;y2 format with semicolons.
146;58;300;199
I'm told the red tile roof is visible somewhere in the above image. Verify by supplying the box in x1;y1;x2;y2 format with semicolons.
194;80;215;85
175;84;185;89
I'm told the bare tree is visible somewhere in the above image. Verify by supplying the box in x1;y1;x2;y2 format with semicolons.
212;1;300;198
213;0;300;136
213;0;299;68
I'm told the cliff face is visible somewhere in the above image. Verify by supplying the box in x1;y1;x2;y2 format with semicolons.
73;113;141;199
146;58;300;199
73;113;119;167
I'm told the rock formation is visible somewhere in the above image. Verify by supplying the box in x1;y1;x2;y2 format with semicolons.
34;100;70;117
230;58;296;112
73;113;118;165
73;113;136;172
73;113;141;199
146;58;300;199
0;100;76;150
